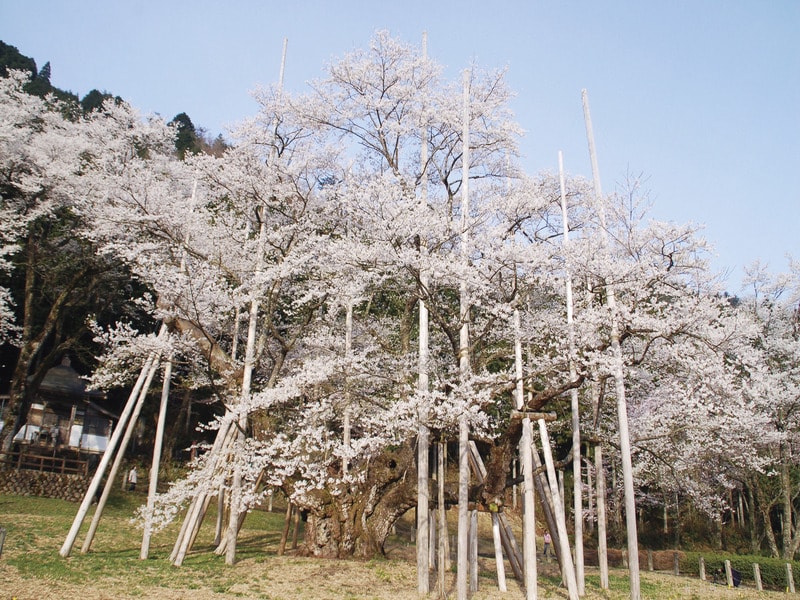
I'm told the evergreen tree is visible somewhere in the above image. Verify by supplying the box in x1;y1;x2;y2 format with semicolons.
24;60;52;97
170;112;200;159
80;89;120;114
0;41;36;77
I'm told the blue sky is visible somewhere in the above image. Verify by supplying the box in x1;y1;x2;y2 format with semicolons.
2;1;798;293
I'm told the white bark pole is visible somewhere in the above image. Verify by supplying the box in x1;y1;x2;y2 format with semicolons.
539;419;580;600
558;150;585;595
512;459;518;510
469;510;479;593
225;38;288;567
595;443;609;588
59;327;166;558
438;440;448;597
343;299;353;476
582;88;640;600
429;508;436;570
214;488;225;546
82;357;160;554
140;356;173;559
586;458;594;534
141;181;196;559
417;32;434;594
171;418;234;564
416;32;432;595
457;67;472;600
515;309;537;599
491;513;508;592
416;32;431;582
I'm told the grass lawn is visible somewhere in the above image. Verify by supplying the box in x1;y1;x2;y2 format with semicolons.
0;491;790;599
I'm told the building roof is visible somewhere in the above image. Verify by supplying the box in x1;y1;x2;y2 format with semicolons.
37;357;106;400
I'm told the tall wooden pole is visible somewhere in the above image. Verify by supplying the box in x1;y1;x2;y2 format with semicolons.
437;440;448;596
538;419;580;600
558;151;585;594
456;67;472;600
81;356;160;553
225;38;288;566
582;89;640;600
141;179;196;560
140;356;173;559
59;326;166;557
170;418;234;564
343;299;353;476
515;310;537;599
595;443;610;587
416;30;432;595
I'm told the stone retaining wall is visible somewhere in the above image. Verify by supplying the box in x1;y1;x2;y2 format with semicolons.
0;469;88;502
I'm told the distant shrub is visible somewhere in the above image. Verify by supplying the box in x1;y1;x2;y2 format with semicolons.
681;551;800;591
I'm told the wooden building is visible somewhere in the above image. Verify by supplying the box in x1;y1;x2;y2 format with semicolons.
11;356;116;472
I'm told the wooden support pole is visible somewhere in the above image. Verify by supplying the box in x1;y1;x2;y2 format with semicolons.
81;355;160;554
583;88;640;600
469;510;478;593
457;417;470;600
586;455;594;534
456;66;472;600
216;513;245;556
416;30;431;594
498;514;524;581
521;417;537;599
514;309;537;599
531;449;562;564
184;493;213;559
141;357;173;559
224;38;288;568
170;492;201;563
214;489;225;546
512;458;518;510
538;419;579;600
491;513;508;592
225;417;246;565
59;339;164;558
787;562;796;593
429;508;436;571
437;440;447;597
595;443;609;589
753;563;762;591
559;150;585;595
172;419;235;565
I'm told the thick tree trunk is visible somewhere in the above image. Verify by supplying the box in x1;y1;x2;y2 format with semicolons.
299;444;418;558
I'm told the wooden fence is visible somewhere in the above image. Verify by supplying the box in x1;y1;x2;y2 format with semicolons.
0;451;88;476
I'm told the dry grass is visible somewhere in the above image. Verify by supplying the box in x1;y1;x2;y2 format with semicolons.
0;492;791;599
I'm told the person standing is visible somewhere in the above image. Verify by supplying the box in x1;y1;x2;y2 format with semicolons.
127;465;138;492
542;531;552;558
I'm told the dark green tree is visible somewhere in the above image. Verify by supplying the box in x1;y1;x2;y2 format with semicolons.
0;41;36;77
80;89;120;114
170;112;200;159
24;61;52;97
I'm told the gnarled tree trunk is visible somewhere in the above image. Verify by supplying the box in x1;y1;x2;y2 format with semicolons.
298;444;418;558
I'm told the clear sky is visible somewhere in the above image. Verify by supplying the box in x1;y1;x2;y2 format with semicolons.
2;1;798;293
